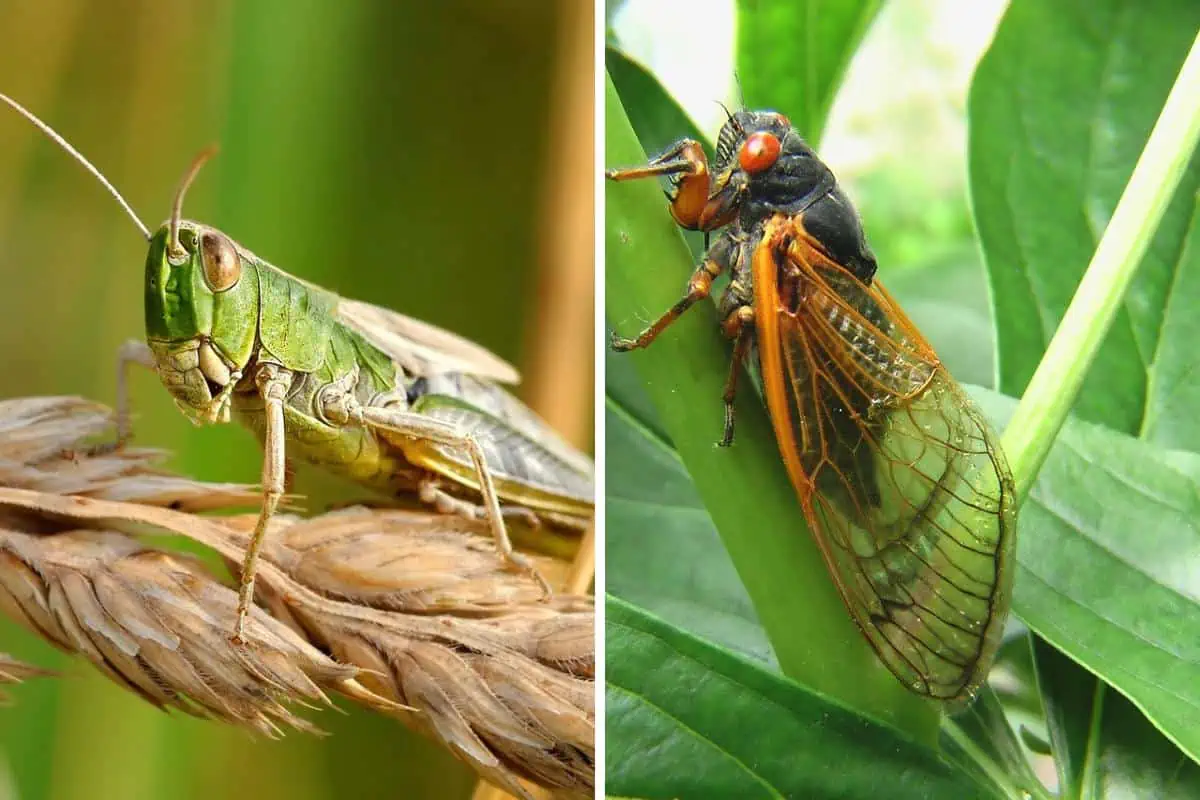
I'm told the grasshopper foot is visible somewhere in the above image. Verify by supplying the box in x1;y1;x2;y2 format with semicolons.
229;612;248;647
419;480;553;598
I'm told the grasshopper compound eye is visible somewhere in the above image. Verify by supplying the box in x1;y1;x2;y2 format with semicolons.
200;231;241;292
738;131;781;175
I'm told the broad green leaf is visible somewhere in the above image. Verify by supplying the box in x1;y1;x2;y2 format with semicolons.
1087;688;1200;798
1031;646;1200;799
606;46;706;155
736;0;882;146
969;0;1200;445
970;0;1200;780
973;389;1200;766
1031;638;1097;797
605;401;771;663
606;596;995;800
883;249;996;390
607;376;1200;777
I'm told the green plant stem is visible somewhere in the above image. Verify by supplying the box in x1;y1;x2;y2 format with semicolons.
943;720;1053;800
1001;31;1200;498
605;73;941;745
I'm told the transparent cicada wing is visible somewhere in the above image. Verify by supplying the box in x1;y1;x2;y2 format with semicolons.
752;216;1017;700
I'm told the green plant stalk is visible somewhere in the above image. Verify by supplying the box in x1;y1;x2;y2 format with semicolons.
1001;31;1200;498
942;720;1052;800
605;74;940;744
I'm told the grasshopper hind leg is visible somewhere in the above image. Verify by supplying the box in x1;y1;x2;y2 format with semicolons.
354;404;553;598
417;480;541;527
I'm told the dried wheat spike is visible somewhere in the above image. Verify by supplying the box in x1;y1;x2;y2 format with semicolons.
0;396;260;511
0;652;52;703
0;524;356;736
264;590;594;800
0;395;594;796
249;511;595;797
260;507;587;615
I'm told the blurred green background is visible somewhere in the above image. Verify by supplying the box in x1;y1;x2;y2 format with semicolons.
0;2;592;799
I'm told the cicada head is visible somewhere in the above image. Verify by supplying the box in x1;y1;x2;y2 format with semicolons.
709;110;824;220
713;109;878;283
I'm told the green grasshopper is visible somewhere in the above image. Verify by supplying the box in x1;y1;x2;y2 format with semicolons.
1;93;594;642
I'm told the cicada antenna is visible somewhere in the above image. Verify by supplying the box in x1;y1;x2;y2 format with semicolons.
166;145;218;262
714;99;745;137
731;69;748;113
0;92;151;241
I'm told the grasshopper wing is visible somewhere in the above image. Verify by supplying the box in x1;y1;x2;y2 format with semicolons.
337;297;521;384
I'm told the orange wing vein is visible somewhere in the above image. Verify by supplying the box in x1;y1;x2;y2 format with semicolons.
752;214;1016;701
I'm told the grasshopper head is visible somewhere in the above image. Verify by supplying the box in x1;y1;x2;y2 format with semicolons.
0;98;260;423
143;220;259;422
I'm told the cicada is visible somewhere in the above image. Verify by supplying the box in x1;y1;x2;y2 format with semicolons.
2;93;594;642
608;109;1016;701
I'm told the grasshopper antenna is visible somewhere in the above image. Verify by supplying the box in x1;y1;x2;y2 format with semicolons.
0;92;151;241
166;145;217;262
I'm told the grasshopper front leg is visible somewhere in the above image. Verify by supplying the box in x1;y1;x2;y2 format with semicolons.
353;404;552;598
232;362;291;644
115;339;156;443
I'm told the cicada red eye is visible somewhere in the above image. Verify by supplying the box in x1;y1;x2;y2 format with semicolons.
739;131;781;174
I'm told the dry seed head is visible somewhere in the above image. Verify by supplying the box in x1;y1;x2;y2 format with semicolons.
0;395;594;795
261;506;585;614
0;652;52;703
0;396;260;510
268;597;594;800
0;526;354;736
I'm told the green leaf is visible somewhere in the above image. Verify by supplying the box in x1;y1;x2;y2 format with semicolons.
607;373;1200;781
969;0;1200;782
605;596;995;800
735;0;882;146
1034;599;1200;799
974;389;1200;766
969;0;1200;444
606;46;707;155
605;401;771;663
1031;638;1097;797
882;249;997;390
1086;692;1200;798
606;71;940;741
